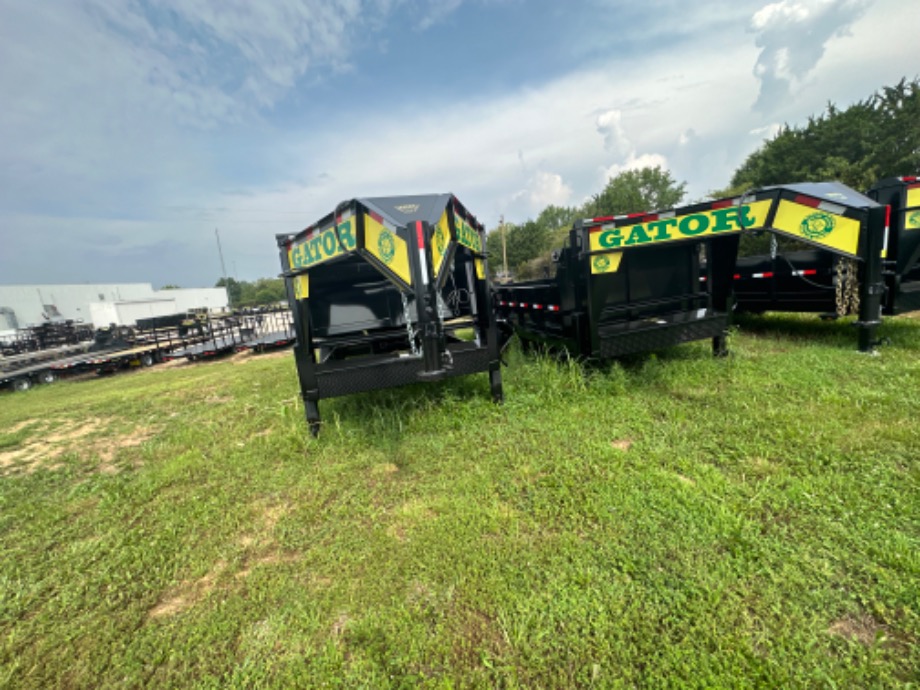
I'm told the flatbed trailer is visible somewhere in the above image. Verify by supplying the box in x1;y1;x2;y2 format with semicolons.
278;193;505;435
0;312;210;391
733;175;918;324
496;181;886;357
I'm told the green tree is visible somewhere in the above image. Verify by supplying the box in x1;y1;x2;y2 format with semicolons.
215;277;242;305
726;77;920;193
585;166;687;218
485;205;581;280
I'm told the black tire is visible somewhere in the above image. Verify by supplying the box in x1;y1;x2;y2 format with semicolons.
38;370;56;385
140;353;154;367
13;378;32;392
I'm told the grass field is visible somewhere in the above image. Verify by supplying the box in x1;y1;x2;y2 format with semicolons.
1;314;918;688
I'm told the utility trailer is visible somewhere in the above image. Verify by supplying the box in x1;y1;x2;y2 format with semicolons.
733;176;917;326
495;182;886;358
0;314;208;391
277;194;504;435
233;308;295;353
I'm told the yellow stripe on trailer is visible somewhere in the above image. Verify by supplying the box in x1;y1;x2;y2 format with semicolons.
293;274;309;300
772;200;861;257
590;251;623;274
589;200;772;252
431;209;451;279
289;216;357;270
906;185;920;210
365;213;413;287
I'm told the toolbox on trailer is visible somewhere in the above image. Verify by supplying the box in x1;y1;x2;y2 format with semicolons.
496;182;887;357
277;194;504;434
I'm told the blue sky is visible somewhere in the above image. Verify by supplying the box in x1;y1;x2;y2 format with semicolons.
1;0;917;288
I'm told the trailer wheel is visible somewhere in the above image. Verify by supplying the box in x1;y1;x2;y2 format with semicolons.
140;353;155;367
12;378;32;392
38;370;56;385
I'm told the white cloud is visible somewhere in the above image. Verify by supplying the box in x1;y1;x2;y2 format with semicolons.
1;0;916;286
749;123;782;139
595;110;632;158
512;171;574;213
601;153;671;185
749;0;875;111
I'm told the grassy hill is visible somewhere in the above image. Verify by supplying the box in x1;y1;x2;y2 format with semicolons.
1;314;918;688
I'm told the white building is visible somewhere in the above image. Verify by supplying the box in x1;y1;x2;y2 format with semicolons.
0;284;229;330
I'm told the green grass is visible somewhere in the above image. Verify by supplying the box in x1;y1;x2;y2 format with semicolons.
1;314;918;688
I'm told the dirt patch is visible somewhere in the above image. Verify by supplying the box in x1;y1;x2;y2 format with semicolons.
610;438;633;452
204;395;233;404
331;612;351;638
153;358;188;370
0;417;160;476
828;615;888;646
258;349;293;361
98;426;158;463
232;501;299;579
7;419;43;434
149;561;226;618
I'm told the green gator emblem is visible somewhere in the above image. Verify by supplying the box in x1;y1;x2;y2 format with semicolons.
908;210;920;229
435;224;447;253
800;212;836;240
593;255;610;272
378;229;396;264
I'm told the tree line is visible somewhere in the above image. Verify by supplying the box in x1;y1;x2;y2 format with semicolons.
490;77;918;278
215;277;287;307
209;77;918;298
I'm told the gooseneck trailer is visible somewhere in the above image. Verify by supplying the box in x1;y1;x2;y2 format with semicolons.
278;194;505;435
733;176;918;323
496;181;886;357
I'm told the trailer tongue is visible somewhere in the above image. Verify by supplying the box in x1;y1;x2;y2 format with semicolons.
732;179;907;340
496;181;885;358
278;194;505;435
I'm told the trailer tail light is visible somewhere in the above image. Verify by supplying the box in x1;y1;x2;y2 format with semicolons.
752;272;774;279
794;195;821;208
533;304;543;310
547;305;560;312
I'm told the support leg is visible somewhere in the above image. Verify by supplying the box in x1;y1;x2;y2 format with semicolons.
712;333;729;358
305;398;321;437
489;365;504;404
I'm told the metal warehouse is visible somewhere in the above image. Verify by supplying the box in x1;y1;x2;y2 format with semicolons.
0;284;228;331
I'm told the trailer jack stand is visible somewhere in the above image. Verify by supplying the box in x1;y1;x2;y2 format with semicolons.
305;399;321;438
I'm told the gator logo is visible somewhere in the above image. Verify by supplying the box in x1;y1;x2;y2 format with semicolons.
908;210;920;229
435;224;448;253
800;212;836;240
378;229;396;264
394;204;419;214
593;255;610;272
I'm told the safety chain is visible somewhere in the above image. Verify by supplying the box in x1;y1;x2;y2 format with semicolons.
835;257;860;317
770;235;778;260
400;291;421;357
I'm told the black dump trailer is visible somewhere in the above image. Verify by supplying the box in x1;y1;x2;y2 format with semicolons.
733;178;911;329
869;176;920;314
278;194;505;435
496;182;887;358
